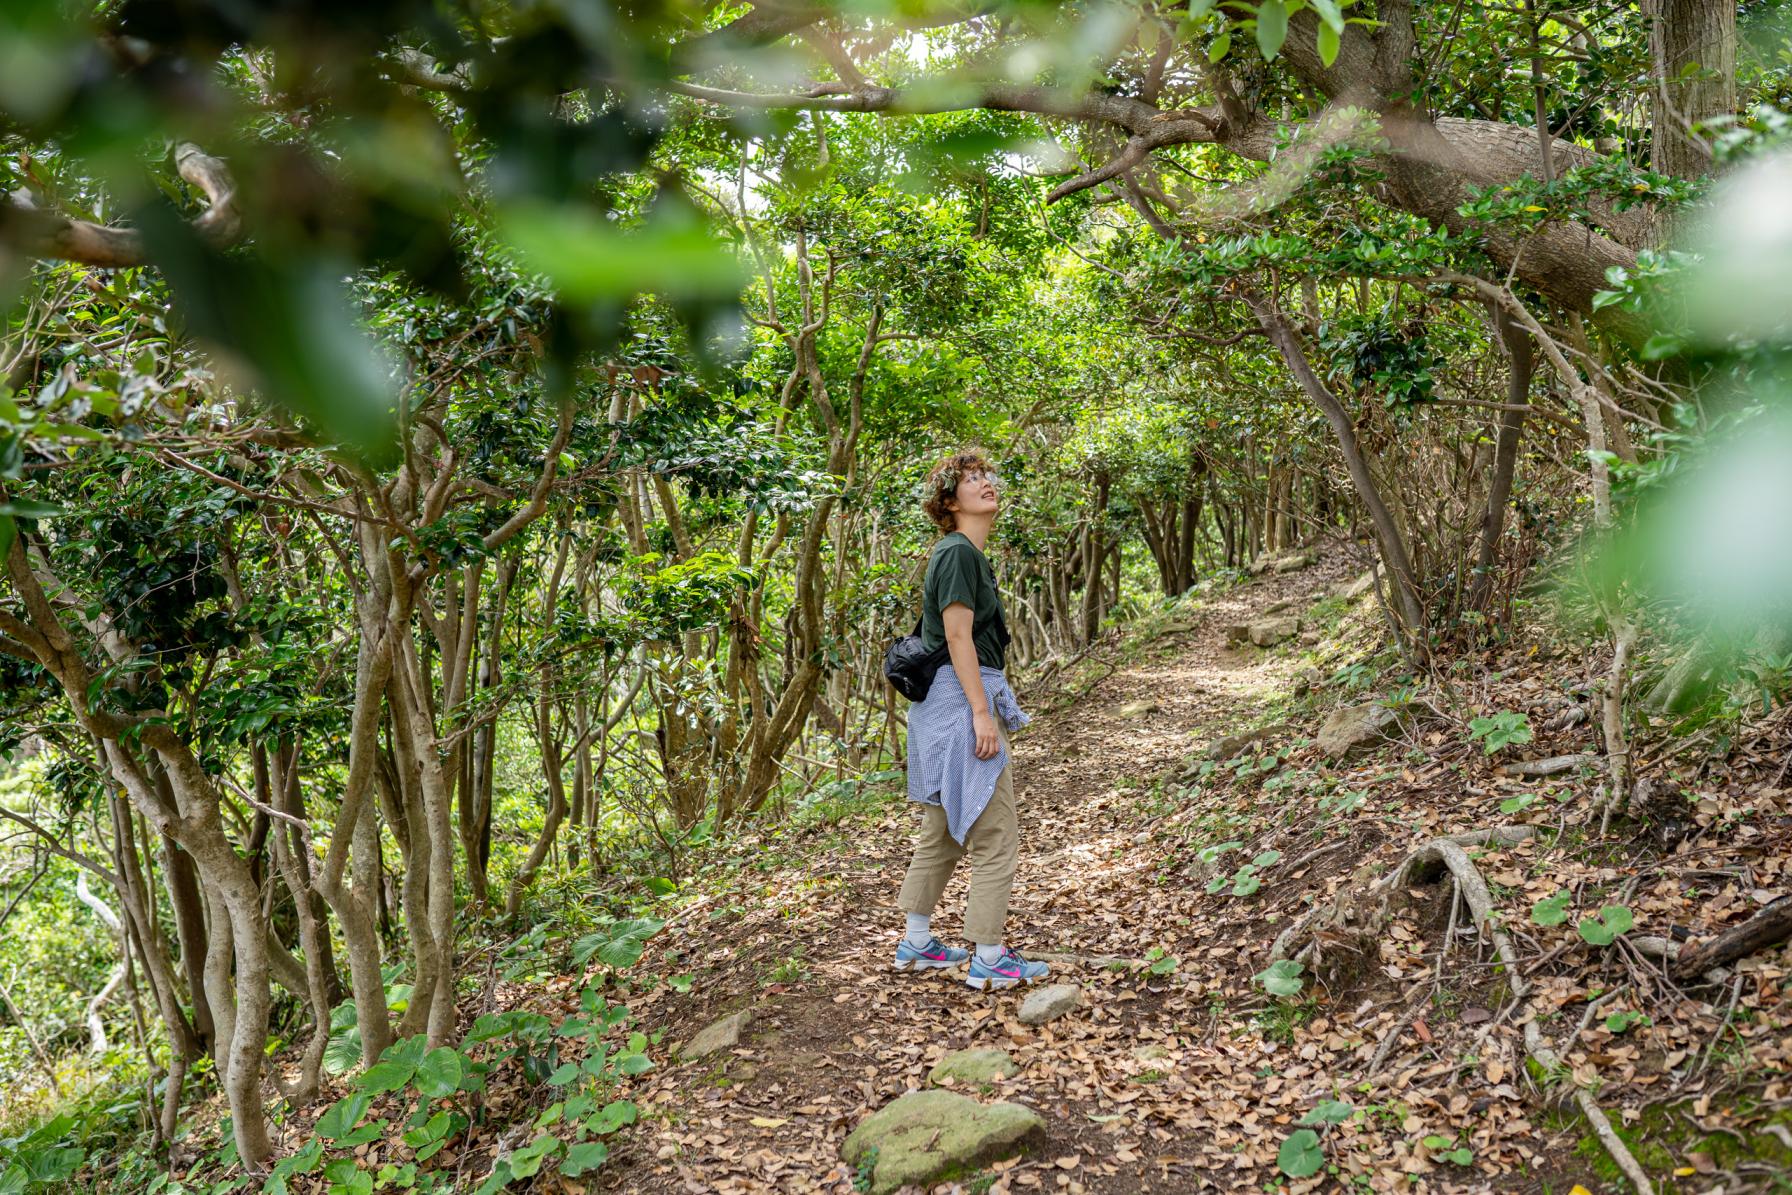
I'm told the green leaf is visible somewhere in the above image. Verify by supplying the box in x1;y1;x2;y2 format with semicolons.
384;1034;430;1067
403;1111;455;1149
1499;793;1538;814
586;1100;638;1135
1531;891;1571;927
472;1159;514;1195
13;1148;80;1185
1578;905;1634;946
1255;0;1289;60
277;1138;324;1177
315;1094;371;1141
330;1170;374;1195
497;202;742;305
1641;331;1684;360
333;1123;383;1148
1277;1128;1324;1177
547;1062;580;1086
1301;1099;1354;1125
0;498;64;519
561;1141;609;1178
1231;871;1262;896
1317;20;1341;67
506;1136;561;1179
357;1059;415;1095
1256;958;1305;997
323;1013;362;1076
572;917;665;970
1310;0;1345;31
414;1047;466;1099
1252;849;1282;867
1208;31;1232;62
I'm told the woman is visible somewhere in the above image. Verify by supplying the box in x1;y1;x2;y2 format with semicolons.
892;450;1050;990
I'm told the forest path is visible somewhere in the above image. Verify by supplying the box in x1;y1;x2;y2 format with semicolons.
607;550;1395;1195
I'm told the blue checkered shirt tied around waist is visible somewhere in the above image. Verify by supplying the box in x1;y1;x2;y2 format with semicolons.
906;663;1030;845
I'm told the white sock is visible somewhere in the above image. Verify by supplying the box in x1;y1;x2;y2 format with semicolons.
975;943;1005;966
905;913;932;947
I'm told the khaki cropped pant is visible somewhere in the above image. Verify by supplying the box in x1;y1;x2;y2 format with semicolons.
896;731;1019;945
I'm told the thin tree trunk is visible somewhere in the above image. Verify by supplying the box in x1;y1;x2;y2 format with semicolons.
1468;304;1531;620
1247;289;1430;644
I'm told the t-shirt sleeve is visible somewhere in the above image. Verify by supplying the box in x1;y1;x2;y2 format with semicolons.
929;544;982;616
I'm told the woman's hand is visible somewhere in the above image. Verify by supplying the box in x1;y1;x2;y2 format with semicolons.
971;709;1000;760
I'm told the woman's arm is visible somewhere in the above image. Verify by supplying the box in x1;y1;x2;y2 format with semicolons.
942;603;998;760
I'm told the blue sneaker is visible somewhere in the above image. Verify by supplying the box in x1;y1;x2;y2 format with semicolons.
966;948;1049;991
893;935;970;971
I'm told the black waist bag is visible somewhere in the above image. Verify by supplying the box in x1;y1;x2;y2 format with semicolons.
883;619;950;703
883;612;1010;703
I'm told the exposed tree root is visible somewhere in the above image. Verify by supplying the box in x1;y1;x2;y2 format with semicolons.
1381;835;1657;1195
1268;826;1537;964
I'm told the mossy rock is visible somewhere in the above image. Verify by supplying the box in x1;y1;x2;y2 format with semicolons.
842;1089;1043;1195
928;1048;1021;1088
1570;1099;1792;1191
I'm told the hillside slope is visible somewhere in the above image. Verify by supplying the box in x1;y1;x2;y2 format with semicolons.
580;548;1790;1194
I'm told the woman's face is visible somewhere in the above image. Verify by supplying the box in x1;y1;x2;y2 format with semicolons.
949;467;1001;523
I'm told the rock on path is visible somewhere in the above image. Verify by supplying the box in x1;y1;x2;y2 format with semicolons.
928;1047;1020;1087
678;1008;752;1061
1317;701;1405;759
842;1088;1043;1195
1017;983;1082;1025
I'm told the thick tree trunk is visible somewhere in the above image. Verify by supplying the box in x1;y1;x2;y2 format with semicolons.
1647;0;1737;179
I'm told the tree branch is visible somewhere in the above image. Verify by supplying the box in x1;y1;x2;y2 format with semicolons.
2;144;239;268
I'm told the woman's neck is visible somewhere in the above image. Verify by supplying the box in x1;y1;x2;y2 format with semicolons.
955;515;994;551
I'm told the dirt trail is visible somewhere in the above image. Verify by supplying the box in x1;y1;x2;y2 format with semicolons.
605;554;1403;1194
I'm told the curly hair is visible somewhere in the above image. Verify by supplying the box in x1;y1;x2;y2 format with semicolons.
921;449;996;533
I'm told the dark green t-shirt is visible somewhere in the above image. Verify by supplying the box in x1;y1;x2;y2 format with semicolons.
921;532;1007;671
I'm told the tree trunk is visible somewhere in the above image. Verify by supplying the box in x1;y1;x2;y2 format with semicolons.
1247;290;1430;643
1467;304;1531;620
1647;0;1737;179
1080;472;1111;645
